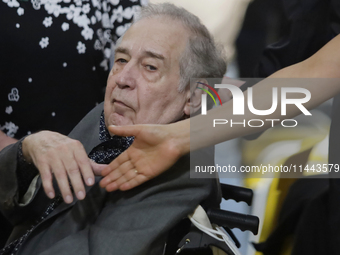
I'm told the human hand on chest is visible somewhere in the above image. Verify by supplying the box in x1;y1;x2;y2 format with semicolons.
22;131;107;204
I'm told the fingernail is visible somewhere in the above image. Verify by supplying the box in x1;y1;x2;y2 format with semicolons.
87;178;93;185
65;195;73;204
77;191;85;200
48;192;54;199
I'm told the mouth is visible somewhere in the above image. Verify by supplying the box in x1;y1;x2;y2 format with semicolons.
113;99;131;109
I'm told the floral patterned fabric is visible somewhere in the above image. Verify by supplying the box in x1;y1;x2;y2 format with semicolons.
0;0;146;139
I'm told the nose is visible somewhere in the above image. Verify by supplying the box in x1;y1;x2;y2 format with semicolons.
115;61;137;90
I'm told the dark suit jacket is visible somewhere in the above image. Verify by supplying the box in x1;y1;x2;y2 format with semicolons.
0;104;219;255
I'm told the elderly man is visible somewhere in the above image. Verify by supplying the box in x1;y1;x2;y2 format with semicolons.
0;3;226;255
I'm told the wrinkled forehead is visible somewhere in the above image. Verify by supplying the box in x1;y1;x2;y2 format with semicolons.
116;16;190;59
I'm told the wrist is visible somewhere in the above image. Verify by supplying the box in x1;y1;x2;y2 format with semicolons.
170;119;190;156
22;135;33;163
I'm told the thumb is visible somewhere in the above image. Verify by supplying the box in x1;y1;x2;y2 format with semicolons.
90;160;108;176
108;125;141;137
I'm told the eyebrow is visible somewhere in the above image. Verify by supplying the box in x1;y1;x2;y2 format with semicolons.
144;50;165;60
115;47;129;55
115;47;165;61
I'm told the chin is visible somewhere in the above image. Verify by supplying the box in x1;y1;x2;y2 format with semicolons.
107;113;133;127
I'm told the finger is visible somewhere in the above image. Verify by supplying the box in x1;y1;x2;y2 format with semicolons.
105;182;118;192
105;168;137;192
35;161;55;199
99;168;122;189
101;151;130;176
72;146;95;186
100;159;133;188
52;159;74;204
119;174;149;191
63;154;86;201
108;125;141;137
91;161;108;176
105;173;149;192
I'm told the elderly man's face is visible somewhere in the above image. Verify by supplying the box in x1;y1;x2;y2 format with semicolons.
104;17;191;127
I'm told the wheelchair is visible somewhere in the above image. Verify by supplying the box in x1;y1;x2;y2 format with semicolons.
0;183;258;255
163;183;260;255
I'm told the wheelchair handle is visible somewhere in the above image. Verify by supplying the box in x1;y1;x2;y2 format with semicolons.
207;208;259;235
221;184;253;206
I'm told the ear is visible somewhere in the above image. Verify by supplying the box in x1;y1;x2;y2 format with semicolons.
183;79;206;117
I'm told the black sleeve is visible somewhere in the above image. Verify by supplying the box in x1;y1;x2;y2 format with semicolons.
254;0;334;77
16;140;39;200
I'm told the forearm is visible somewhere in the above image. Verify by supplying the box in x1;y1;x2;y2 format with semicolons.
0;130;18;151
190;80;338;150
188;35;340;152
